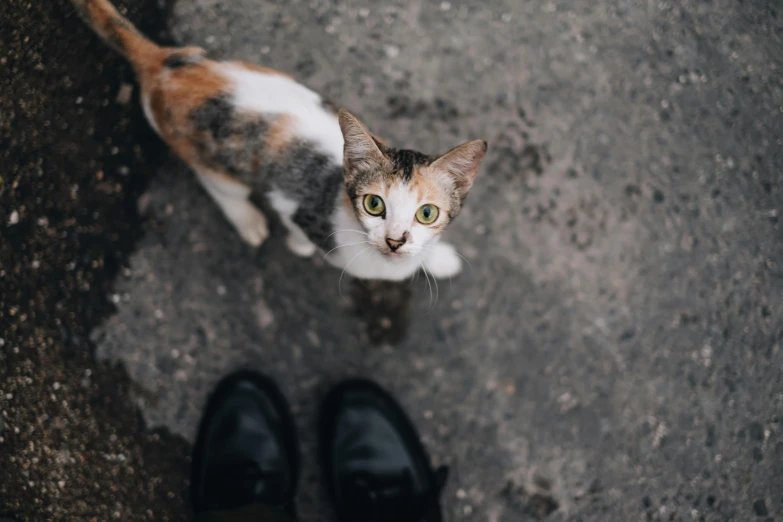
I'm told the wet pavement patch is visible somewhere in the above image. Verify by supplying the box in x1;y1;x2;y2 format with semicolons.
350;279;413;346
0;1;190;520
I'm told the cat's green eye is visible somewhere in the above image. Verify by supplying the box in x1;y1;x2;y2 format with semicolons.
363;194;386;216
416;204;439;225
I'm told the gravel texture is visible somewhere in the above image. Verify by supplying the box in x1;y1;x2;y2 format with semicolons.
3;0;783;521
1;1;190;520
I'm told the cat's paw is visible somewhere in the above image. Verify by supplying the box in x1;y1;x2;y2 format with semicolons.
424;242;462;279
235;206;269;247
286;235;317;257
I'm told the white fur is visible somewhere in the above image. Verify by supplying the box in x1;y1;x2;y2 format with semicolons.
141;94;161;135
196;170;269;247
220;64;344;163
423;242;462;278
267;188;317;257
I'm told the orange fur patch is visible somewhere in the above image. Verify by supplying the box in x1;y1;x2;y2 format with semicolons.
81;0;165;75
234;61;291;79
410;170;452;211
265;114;293;155
146;60;229;164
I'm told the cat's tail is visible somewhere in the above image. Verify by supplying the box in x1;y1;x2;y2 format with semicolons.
71;0;166;76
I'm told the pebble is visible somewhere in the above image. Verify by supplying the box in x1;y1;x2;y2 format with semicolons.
8;210;19;225
256;301;275;329
115;83;133;105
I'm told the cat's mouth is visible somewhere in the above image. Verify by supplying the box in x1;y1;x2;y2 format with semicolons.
382;248;409;259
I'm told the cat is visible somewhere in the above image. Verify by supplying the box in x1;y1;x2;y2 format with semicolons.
71;0;487;281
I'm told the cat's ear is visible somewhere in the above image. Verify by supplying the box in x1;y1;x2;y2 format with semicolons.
339;110;386;172
431;139;488;199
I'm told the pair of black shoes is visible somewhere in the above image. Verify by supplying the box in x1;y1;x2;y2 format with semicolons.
191;372;448;521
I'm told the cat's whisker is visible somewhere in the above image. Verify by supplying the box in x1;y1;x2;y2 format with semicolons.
409;266;420;287
338;247;369;298
453;251;475;275
420;261;434;312
324;229;370;241
322;240;373;260
424;262;439;309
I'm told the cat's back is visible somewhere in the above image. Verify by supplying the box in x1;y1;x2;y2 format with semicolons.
145;56;344;184
221;63;344;164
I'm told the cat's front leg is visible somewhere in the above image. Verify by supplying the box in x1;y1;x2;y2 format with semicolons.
423;242;463;279
196;171;269;247
286;230;317;257
279;215;317;257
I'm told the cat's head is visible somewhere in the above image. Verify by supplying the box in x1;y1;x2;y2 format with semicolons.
338;110;487;259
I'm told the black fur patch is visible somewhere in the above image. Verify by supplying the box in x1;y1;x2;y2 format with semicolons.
190;96;268;177
266;145;343;250
191;96;235;140
163;53;202;69
387;148;432;181
292;167;343;250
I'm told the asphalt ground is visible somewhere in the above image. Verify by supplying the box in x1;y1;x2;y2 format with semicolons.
2;0;782;521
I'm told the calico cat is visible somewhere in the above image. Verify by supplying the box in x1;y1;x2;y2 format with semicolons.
72;0;487;281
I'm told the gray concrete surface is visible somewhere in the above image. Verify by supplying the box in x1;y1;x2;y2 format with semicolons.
92;0;782;520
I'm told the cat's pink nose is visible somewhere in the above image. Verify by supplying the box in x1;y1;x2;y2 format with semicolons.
385;237;406;251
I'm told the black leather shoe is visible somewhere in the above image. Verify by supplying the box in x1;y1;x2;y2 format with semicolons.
320;379;449;522
191;371;299;515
